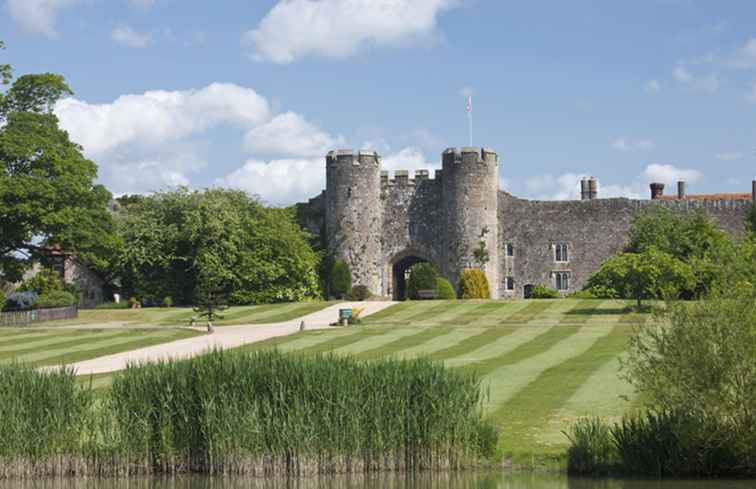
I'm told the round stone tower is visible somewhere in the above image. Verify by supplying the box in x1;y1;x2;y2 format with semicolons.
441;147;500;297
325;149;383;294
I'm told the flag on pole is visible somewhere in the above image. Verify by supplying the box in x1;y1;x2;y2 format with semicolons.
465;95;472;113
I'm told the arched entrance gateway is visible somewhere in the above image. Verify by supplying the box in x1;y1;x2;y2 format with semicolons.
388;250;434;301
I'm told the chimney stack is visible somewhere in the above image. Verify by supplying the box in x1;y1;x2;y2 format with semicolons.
650;182;665;200
677;181;686;199
588;177;598;200
580;178;589;200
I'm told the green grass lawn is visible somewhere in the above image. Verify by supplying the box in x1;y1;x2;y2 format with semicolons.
0;327;204;367
238;298;650;467
36;301;337;328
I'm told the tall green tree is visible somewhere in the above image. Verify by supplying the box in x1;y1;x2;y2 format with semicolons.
116;188;320;305
747;204;756;234
586;248;695;308
0;70;116;282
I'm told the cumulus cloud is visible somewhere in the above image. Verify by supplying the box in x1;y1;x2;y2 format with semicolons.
111;25;154;48
519;164;704;201
54;83;277;194
56;83;271;155
612;138;654;152
642;164;703;186
644;80;661;94
243;0;460;63
244;112;345;157
673;65;720;93
7;0;79;38
217;158;326;205
729;38;756;69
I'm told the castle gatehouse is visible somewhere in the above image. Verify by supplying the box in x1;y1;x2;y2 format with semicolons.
299;147;755;299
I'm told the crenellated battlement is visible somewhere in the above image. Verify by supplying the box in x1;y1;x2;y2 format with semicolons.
442;147;498;165
326;149;382;167
380;169;439;187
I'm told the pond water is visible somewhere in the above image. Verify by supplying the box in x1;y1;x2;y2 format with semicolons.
1;473;752;489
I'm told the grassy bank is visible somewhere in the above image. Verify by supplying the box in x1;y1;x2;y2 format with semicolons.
0;328;202;367
28;301;336;328
239;299;648;467
0;350;495;478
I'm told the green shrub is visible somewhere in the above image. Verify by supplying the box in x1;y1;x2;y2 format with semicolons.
531;284;560;299
436;277;456;300
34;290;76;309
350;285;372;301
407;262;438;300
564;417;616;474
162;296;174;308
0;289;5;312
459;269;491;299
570;285;619;299
18;268;64;295
330;260;352;299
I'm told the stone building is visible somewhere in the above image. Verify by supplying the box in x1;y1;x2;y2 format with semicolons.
300;147;755;300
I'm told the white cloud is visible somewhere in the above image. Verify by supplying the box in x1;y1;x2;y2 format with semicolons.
56;83;271;155
519;163;704;201
729;38;756;69
642;163;703;186
7;0;79;38
217;158;325;205
612;138;655;152
111;25;154;48
673;65;720;93
381;147;438;172
644;80;661;94
244;112;344;157
243;0;460;63
715;152;744;161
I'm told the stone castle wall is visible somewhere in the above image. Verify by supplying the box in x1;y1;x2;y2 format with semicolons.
301;147;753;299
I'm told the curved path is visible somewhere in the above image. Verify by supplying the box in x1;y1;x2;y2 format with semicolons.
60;301;395;375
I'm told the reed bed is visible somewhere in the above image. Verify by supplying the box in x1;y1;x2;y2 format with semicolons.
0;350;496;479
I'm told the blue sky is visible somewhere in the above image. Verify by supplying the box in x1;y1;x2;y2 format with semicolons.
2;0;755;204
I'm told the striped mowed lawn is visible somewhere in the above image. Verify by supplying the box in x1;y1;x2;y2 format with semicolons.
239;298;646;463
0;328;203;367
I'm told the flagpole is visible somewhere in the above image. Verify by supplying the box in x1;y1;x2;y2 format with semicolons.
468;110;472;146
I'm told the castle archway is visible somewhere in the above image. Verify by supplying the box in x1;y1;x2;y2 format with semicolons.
388;249;434;301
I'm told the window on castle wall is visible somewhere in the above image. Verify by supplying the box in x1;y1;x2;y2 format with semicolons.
555;272;570;291
555;243;569;262
506;277;514;290
506;243;514;257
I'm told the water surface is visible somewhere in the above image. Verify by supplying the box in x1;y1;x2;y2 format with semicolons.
1;473;751;489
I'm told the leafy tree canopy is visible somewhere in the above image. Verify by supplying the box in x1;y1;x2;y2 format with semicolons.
0;71;117;283
117;188;320;305
0;73;72;119
586;248;695;308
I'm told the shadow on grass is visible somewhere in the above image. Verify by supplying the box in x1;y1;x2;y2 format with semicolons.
565;305;654;316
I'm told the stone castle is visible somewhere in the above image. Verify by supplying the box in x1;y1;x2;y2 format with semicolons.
299;147;755;300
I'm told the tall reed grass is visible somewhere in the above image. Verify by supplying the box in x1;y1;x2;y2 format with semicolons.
0;350;497;478
564;410;755;476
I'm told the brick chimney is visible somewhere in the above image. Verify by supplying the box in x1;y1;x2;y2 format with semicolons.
650;182;665;200
677;181;686;199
